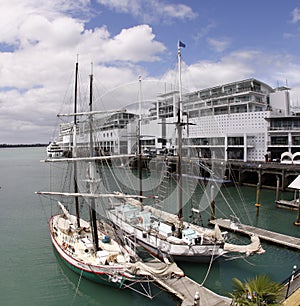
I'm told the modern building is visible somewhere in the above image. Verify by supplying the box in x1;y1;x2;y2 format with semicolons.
58;112;138;155
58;78;296;163
140;78;292;162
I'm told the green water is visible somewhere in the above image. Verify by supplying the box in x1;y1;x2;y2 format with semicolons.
0;147;299;305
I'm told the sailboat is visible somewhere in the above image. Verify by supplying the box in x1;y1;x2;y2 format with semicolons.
36;61;184;298
107;42;265;262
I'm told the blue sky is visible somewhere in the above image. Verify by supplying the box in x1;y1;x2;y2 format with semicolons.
1;0;300;143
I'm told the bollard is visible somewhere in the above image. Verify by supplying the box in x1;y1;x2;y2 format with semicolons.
194;291;200;306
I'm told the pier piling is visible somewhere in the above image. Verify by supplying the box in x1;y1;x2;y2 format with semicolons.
255;182;261;216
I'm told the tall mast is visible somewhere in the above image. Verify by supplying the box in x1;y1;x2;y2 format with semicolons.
177;41;184;238
138;76;143;205
73;59;80;228
88;63;99;250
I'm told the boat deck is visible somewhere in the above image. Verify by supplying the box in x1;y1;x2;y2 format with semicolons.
210;218;300;250
153;273;231;306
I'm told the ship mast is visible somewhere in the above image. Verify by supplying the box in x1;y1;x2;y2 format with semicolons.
73;59;81;228
177;41;184;238
88;63;99;250
138;76;143;206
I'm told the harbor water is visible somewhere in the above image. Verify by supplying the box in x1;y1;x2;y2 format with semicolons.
0;147;299;306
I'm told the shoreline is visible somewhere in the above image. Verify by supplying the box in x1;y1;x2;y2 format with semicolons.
0;144;47;148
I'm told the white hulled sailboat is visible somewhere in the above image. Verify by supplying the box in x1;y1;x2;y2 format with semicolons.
107;42;265;262
36;61;184;300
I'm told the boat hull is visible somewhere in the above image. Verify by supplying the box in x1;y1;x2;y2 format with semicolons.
49;216;133;289
135;237;224;263
52;244;124;287
110;212;225;263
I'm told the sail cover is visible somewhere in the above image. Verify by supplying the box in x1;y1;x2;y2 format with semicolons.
224;235;265;255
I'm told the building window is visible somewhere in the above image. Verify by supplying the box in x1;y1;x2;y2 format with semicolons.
292;136;300;145
270;136;288;145
228;137;244;145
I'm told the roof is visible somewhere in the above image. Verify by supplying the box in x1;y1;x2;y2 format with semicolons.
288;175;300;190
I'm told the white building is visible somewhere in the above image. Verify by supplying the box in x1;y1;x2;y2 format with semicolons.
58;78;296;162
139;78;291;162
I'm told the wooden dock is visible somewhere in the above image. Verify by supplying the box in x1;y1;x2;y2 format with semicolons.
135;249;231;305
210;218;300;250
276;199;299;210
154;274;231;306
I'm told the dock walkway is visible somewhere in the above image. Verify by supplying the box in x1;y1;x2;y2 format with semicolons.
137;251;231;305
154;274;232;306
210;218;300;250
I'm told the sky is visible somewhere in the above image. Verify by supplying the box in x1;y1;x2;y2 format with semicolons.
1;0;300;144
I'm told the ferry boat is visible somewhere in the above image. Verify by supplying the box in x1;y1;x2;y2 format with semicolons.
46;141;64;158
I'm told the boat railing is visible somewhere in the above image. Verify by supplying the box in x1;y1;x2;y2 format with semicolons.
281;267;300;300
229;215;241;225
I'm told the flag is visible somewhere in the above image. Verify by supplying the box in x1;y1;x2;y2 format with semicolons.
178;40;186;48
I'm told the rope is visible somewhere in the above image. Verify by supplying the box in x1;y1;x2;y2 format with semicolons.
200;244;216;286
71;268;83;306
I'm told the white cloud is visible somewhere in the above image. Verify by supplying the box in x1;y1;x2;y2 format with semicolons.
0;0;90;47
152;1;197;20
162;49;300;94
100;25;166;62
96;0;197;23
291;7;300;23
194;23;216;42
0;1;170;143
207;38;230;53
1;1;300;144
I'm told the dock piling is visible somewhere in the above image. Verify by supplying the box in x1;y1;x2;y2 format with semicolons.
294;190;300;226
275;176;280;202
255;182;261;216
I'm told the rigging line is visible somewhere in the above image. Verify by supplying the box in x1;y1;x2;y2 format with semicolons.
223;177;251;224
37;196;51;224
225;169;253;225
70;268;83;306
215;187;239;219
224;254;257;266
200;244;216;286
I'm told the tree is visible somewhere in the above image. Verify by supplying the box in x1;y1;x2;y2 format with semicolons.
229;274;284;305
